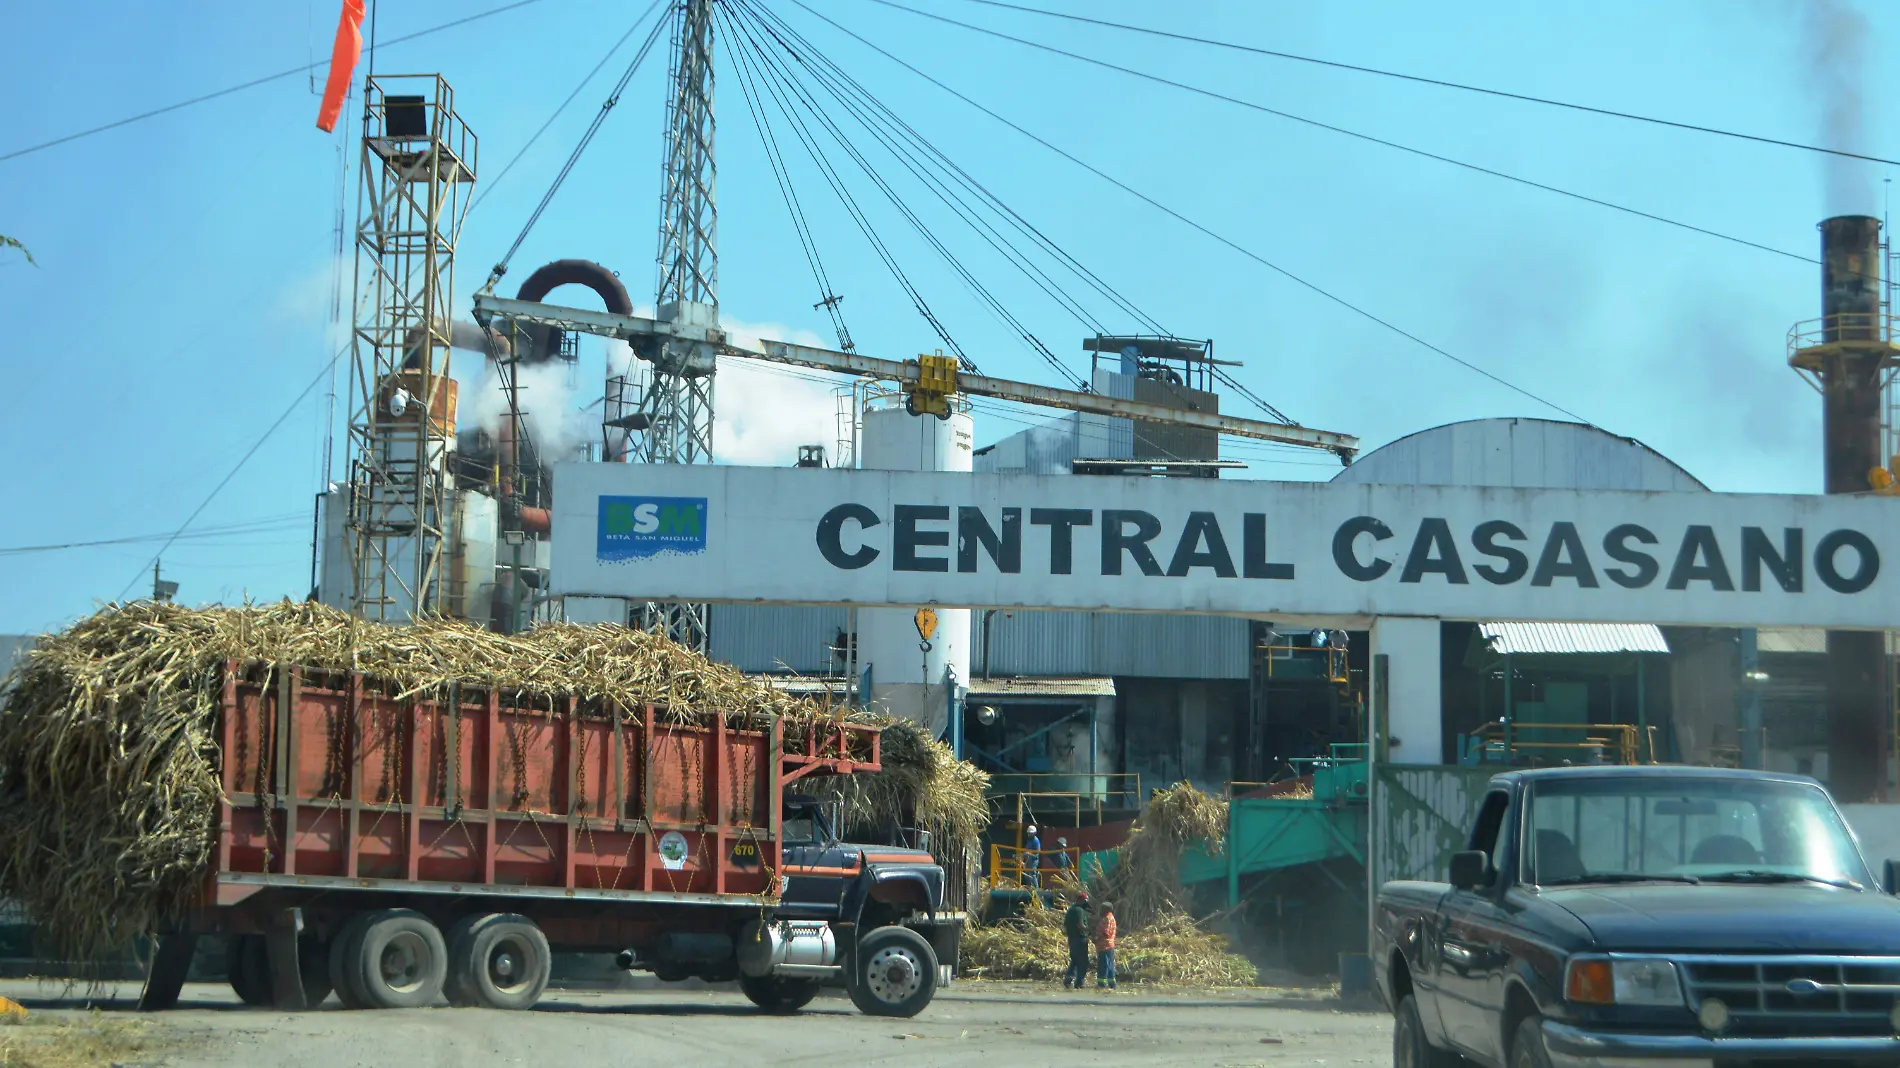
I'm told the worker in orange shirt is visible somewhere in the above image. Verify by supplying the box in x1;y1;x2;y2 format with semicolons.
1093;900;1118;989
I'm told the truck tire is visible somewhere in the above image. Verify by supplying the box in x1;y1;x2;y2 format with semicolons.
848;926;938;1018
227;936;271;1006
441;915;484;1007
349;909;448;1009
445;914;549;1011
329;913;375;1009
739;973;821;1014
1393;994;1460;1068
1511;1014;1553;1068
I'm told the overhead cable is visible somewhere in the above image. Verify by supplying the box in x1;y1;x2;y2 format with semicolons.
941;0;1900;168
790;0;1593;425
2;0;549;165
471;0;665;213
114;346;347;602
854;0;1825;272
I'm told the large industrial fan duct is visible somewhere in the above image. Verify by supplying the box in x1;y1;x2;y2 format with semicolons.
513;258;634;363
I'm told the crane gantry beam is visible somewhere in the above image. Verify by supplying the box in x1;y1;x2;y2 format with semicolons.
471;293;1359;460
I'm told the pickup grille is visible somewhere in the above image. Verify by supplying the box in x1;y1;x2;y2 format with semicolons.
1677;955;1900;1037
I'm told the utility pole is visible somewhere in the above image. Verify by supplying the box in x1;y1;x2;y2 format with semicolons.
630;0;719;652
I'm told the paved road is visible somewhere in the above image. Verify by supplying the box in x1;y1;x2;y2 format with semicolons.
0;979;1391;1067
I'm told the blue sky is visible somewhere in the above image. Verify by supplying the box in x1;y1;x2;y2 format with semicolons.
0;0;1891;634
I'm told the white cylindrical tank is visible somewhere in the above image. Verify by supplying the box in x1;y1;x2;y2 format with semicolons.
856;405;974;734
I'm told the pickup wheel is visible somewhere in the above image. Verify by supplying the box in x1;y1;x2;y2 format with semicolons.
848;926;938;1018
739;973;821;1013
1510;1014;1553;1068
1394;994;1461;1068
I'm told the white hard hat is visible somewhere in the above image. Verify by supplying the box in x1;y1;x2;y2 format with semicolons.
1027;825;1038;835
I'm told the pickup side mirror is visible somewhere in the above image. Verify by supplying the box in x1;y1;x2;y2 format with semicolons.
1449;850;1489;891
1884;859;1900;895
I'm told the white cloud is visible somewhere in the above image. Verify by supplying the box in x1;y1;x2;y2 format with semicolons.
714;316;840;467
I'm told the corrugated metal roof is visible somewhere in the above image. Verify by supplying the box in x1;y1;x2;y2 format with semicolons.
1333;417;1707;492
968;676;1116;699
1479;622;1670;656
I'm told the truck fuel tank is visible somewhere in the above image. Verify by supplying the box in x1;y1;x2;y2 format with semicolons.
737;920;838;978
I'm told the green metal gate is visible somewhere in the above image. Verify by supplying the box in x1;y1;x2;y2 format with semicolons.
1370;765;1497;887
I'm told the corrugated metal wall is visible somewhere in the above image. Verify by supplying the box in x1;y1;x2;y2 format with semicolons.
709;605;851;675
977;610;1250;679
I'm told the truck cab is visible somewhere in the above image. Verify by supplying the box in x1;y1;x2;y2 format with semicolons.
1377;765;1900;1067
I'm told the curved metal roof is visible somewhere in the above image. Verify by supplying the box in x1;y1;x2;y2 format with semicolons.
1331;417;1707;492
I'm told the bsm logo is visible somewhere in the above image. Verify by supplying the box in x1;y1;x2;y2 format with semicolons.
597;495;708;561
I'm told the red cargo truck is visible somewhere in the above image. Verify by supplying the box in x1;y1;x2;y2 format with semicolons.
136;662;962;1018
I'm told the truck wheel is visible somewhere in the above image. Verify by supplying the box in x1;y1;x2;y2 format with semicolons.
1511;1015;1553;1068
1394;994;1459;1068
329;913;375;1009
226;936;271;1006
848;926;938;1018
739;973;820;1014
349;909;448;1009
446;914;549;1011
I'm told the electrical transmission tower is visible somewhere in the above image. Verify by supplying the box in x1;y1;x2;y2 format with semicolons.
345;77;478;622
629;0;719;651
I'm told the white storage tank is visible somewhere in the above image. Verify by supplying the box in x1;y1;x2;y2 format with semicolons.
855;404;974;734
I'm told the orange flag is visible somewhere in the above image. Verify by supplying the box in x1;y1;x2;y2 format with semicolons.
316;0;366;133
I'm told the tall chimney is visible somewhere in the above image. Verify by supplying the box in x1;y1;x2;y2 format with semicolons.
1805;215;1890;801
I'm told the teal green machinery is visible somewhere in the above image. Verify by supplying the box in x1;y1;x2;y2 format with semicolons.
1180;744;1369;907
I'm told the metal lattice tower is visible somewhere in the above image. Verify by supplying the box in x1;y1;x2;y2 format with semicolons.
629;0;719;650
345;77;477;622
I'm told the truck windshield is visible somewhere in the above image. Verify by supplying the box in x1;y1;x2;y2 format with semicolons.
1524;776;1871;891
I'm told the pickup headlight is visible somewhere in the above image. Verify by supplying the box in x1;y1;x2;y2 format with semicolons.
1564;957;1685;1007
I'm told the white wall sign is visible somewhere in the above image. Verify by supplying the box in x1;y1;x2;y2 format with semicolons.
550;463;1900;630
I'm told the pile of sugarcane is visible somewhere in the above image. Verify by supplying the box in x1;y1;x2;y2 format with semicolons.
961;892;1256;987
1096;782;1228;929
0;600;989;968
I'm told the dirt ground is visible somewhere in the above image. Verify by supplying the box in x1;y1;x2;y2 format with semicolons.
0;978;1392;1068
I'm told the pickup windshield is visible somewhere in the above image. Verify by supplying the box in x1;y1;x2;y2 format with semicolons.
1524;777;1871;890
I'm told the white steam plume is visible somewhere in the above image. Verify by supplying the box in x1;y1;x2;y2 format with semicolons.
1799;0;1875;215
462;358;591;462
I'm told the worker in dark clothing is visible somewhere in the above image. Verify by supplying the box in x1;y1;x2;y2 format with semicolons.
1062;889;1092;989
1022;825;1041;889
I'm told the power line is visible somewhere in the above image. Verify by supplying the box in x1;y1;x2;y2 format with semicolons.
1;0;548;165
0;515;309;557
469;0;665;214
940;0;1900;169
790;0;1594;424
854;0;1825;273
114;348;346;602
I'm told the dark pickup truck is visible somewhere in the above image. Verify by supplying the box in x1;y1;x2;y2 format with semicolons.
1375;765;1900;1068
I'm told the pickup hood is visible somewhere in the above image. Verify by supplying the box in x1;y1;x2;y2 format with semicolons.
1546;884;1900;953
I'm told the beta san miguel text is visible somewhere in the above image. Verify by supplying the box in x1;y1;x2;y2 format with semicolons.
813;504;1881;594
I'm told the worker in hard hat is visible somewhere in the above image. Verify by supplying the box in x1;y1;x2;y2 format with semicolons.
1062;887;1092;989
1023;825;1041;889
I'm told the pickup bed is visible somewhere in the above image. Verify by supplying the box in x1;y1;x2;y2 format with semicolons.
1375;765;1900;1067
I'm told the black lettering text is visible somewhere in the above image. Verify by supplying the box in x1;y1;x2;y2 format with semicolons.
1602;524;1659;589
1029;508;1094;575
957;506;1022;574
1102;509;1164;577
1740;527;1802;592
1532;522;1599;588
1400;518;1469;584
1165;512;1237;578
1815;529;1880;593
1666;525;1733;591
893;504;950;573
1470;520;1528;585
815;503;880;570
1243;514;1295;580
1333;516;1393;582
